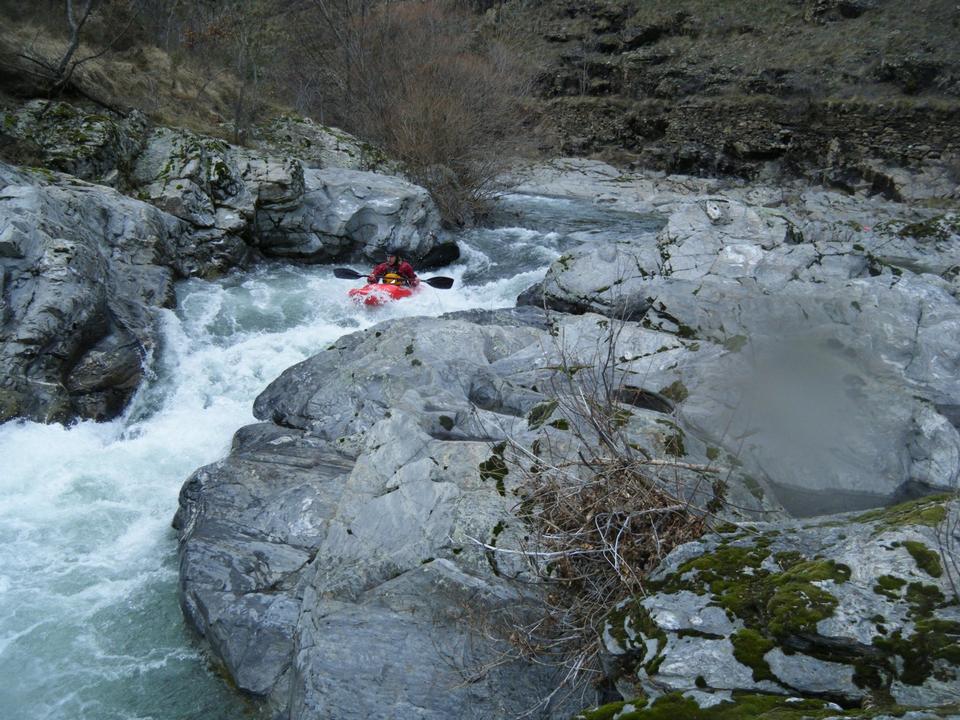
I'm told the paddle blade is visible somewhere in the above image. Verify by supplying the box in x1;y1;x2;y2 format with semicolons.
424;276;454;289
334;268;364;280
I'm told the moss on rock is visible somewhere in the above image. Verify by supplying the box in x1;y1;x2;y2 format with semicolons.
658;380;689;404
855;494;951;532
730;628;776;682
527;399;559;429
873;574;907;600
573;691;892;720
902;540;943;578
874;619;960;686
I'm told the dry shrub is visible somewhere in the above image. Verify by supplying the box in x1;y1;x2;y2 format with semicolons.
2;2;532;220
476;317;727;702
304;0;533;225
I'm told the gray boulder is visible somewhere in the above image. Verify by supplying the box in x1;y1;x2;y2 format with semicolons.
0;100;147;189
0;100;452;425
5;101;446;276
523;185;960;516
176;307;778;718
131;125;441;267
251;115;397;173
254;167;440;262
0;163;182;423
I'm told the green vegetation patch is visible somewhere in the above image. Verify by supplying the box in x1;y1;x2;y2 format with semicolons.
855;494;951;532
654;542;850;643
902;540;943;578
605;602;667;674
615;491;959;693
574;691;875;720
874;619;960;686
527;399;559;429
479;442;508;485
723;335;748;353
742;475;764;501
730;628;776;682
873;574;906;600
654;419;686;458
903;582;946;619
896;214;960;243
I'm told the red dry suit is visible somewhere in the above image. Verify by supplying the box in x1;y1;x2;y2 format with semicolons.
368;259;419;286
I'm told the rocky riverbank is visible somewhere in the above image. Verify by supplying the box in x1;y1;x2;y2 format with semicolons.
0;101;452;424
175;160;958;717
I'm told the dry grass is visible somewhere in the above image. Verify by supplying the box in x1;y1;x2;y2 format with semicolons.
0;10;283;140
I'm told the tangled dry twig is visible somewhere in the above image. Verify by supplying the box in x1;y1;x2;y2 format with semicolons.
467;311;728;707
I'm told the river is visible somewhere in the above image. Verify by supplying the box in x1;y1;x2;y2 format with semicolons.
0;194;662;720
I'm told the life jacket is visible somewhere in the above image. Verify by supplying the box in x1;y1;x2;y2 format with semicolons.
371;260;418;285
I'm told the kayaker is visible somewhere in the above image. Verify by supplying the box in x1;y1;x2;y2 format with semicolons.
368;247;419;287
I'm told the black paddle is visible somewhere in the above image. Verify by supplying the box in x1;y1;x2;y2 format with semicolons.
333;267;454;289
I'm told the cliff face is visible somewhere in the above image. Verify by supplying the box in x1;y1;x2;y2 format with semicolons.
497;0;960;196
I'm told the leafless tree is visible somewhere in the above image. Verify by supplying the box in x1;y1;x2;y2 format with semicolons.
302;0;533;224
11;0;135;109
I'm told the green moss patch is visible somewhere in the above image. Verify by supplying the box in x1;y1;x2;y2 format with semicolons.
605;603;668;677
527;399;559;429
873;575;906;600
652;542;851;667
731;628;776;682
902;540;943;578
617;491;960;696
723;335;748;353
896;215;960;243
658;380;689;404
574;691;877;720
654;419;686;458
855;494;951;532
479;442;508;485
874;619;960;686
903;582;946;619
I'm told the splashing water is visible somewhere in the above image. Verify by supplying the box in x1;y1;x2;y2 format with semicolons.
0;195;661;719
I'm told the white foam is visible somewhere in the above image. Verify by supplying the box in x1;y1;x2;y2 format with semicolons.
0;206;618;719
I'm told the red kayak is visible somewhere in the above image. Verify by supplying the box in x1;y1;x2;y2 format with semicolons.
348;274;420;306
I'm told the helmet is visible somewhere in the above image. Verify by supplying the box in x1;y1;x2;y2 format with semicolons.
385;242;404;260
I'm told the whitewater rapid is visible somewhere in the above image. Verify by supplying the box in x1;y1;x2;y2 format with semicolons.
0;194;660;720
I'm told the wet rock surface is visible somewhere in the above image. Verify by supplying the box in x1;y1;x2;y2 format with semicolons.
0;101;445;424
0;163;182;423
